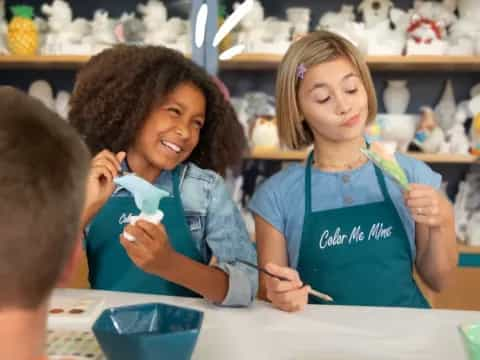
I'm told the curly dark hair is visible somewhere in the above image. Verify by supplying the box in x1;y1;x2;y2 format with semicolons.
69;45;245;175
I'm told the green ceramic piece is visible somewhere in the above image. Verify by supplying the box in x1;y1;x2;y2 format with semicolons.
460;323;480;360
361;148;409;190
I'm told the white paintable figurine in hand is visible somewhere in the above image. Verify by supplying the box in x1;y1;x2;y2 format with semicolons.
123;211;164;241
114;173;170;241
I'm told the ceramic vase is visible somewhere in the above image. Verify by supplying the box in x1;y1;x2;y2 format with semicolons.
383;80;410;114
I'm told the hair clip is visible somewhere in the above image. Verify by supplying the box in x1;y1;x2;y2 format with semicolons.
296;63;307;80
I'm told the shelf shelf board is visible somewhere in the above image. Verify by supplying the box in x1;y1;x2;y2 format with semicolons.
0;55;90;69
458;243;480;255
367;55;480;72
247;147;478;164
220;53;283;70
411;152;477;164
221;54;480;71
2;54;480;71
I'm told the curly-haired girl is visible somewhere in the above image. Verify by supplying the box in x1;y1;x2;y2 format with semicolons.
70;45;257;306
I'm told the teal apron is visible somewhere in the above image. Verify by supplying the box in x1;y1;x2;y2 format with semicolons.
297;152;428;307
86;167;201;297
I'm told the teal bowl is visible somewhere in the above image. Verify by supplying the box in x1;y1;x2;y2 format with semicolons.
92;302;204;360
459;323;480;360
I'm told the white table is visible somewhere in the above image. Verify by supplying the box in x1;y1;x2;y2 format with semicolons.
49;288;480;360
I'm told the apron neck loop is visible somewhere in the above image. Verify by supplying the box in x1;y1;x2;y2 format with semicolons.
304;151;394;215
372;165;393;204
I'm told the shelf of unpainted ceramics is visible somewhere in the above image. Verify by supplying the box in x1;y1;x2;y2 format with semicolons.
222;54;480;72
247;147;478;164
0;54;190;69
0;55;89;69
2;54;480;71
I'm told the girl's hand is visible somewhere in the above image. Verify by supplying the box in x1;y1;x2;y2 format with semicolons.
120;220;176;275
404;184;453;228
264;263;310;312
83;150;125;221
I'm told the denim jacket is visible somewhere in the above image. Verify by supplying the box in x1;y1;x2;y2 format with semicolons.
88;161;258;307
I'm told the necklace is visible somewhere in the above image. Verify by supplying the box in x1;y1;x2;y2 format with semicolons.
314;152;367;171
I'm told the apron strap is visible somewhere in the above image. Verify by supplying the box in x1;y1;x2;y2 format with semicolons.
305;151;395;213
172;166;181;199
305;151;314;215
373;164;394;204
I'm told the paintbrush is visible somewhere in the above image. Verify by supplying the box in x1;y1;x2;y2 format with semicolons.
236;259;333;302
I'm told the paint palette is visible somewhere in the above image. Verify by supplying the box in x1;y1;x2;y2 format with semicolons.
46;329;104;359
48;295;105;325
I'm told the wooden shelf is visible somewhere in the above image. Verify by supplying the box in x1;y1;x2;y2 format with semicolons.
248;147;310;161
410;152;477;164
0;55;90;69
2;54;480;71
367;55;480;72
247;147;478;164
458;243;480;254
220;53;283;70
222;54;480;72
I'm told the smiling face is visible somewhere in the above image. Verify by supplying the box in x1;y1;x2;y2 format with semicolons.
297;56;369;144
128;82;206;172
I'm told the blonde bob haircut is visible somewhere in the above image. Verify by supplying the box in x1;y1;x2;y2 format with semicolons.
276;30;377;149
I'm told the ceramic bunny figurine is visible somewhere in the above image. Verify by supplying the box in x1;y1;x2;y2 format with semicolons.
358;1;409;55
358;0;393;29
137;0;167;46
41;0;91;54
138;0;167;29
234;0;267;53
234;0;292;54
448;0;480;55
317;5;367;53
115;12;145;44
89;9;117;53
137;0;189;52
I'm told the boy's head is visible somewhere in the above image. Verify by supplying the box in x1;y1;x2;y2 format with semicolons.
276;31;377;149
69;45;246;175
0;87;90;310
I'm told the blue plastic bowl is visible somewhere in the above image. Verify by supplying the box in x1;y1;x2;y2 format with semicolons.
92;302;204;360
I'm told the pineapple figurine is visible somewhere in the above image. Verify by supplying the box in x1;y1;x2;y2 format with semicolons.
7;5;38;55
